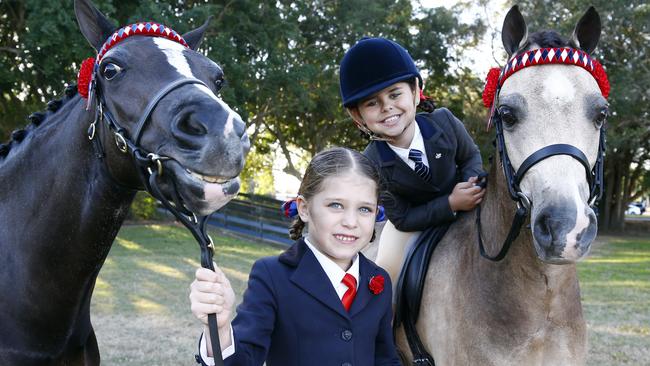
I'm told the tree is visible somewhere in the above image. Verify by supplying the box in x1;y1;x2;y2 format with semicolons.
1;1;486;196
511;0;650;231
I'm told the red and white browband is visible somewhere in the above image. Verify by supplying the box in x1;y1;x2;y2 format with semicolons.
77;22;189;99
482;47;610;110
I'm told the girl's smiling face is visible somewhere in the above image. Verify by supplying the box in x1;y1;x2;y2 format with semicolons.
348;81;419;148
297;170;378;270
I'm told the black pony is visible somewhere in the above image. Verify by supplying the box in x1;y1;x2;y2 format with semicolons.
0;0;248;364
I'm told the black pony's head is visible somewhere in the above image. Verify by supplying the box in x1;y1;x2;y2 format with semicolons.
75;0;249;215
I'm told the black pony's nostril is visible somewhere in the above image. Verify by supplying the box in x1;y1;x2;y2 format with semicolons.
176;114;207;136
233;117;246;138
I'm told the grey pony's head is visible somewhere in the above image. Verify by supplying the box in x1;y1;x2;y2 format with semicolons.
498;6;605;263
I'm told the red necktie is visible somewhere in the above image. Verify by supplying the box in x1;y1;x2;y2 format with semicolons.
341;273;357;312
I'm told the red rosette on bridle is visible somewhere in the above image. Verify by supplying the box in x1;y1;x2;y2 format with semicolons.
482;67;501;108
77;57;96;99
591;59;610;99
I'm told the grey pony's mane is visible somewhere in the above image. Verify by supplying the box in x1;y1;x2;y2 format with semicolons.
0;84;78;163
517;30;573;56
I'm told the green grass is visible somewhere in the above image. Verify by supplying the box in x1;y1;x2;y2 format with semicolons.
91;224;281;365
578;237;650;365
92;225;649;365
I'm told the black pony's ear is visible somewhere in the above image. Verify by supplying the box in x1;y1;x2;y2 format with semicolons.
501;5;528;56
182;16;213;51
571;6;601;54
74;0;116;52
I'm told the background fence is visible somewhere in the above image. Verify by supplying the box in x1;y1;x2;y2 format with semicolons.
208;193;293;246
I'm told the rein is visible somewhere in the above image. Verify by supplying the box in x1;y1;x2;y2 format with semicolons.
81;22;225;365
477;47;608;262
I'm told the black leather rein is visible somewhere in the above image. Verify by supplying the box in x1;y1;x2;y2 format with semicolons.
88;77;225;365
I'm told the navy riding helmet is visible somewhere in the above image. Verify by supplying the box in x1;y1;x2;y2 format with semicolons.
339;37;422;108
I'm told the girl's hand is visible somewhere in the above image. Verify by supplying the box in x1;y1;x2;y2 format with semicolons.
448;176;485;212
189;264;235;330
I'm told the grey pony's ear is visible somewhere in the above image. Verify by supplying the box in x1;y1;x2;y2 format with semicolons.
501;5;528;57
74;0;116;52
571;6;601;54
182;16;213;51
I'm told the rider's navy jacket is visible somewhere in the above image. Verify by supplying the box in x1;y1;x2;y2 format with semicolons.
197;238;400;366
363;108;483;232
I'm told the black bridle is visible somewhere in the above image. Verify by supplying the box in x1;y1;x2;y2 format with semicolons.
476;91;606;262
87;76;225;364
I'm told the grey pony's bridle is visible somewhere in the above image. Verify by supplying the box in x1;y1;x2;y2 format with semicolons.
84;30;226;366
476;47;607;262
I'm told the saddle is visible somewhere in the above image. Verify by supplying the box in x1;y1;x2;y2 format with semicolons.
394;224;450;366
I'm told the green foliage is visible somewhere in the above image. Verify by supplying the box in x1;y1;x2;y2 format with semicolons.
239;142;275;196
129;191;159;221
1;0;487;189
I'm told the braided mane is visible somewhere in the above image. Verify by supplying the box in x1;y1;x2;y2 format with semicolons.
0;83;78;160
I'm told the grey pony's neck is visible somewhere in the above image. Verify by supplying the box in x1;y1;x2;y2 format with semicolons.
0;95;136;346
472;159;583;330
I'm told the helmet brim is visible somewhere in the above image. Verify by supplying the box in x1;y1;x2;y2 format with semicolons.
343;73;421;108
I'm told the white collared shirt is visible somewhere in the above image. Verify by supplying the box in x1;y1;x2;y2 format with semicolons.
387;121;429;169
199;238;360;364
304;237;360;299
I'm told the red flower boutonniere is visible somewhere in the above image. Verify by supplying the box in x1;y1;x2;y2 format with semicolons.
368;275;384;295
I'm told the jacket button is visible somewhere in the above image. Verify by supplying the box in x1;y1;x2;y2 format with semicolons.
341;329;353;341
341;363;352;366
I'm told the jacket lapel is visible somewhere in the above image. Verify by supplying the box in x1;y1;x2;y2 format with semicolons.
286;240;349;318
348;254;380;317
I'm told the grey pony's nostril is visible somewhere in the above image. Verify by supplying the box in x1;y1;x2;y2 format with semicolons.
534;211;554;248
577;210;598;247
176;114;208;137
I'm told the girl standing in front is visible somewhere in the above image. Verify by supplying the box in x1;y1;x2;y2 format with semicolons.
339;37;485;289
190;147;401;366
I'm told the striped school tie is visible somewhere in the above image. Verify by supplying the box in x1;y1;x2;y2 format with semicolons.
408;149;432;182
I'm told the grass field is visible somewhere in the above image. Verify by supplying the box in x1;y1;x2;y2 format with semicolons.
91;224;281;365
91;225;649;365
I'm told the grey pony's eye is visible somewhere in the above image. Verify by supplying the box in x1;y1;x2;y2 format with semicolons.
499;106;518;127
595;107;608;128
102;63;123;81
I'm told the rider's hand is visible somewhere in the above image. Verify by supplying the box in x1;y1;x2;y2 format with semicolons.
448;176;485;212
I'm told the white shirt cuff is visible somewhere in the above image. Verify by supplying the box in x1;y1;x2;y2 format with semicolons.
199;327;235;364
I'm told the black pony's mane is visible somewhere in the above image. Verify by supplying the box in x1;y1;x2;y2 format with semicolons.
0;84;78;160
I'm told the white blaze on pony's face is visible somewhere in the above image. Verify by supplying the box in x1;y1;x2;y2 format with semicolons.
498;6;605;263
152;37;241;137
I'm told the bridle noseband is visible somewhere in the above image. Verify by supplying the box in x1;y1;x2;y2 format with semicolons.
477;47;608;261
81;22;226;365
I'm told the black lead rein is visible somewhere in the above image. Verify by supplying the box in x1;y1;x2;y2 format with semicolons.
89;78;225;365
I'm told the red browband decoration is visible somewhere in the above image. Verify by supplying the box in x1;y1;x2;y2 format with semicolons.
77;22;189;99
482;47;610;109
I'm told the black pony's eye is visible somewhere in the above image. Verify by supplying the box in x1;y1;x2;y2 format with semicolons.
102;63;122;81
498;106;517;127
595;107;608;128
215;76;226;92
